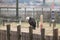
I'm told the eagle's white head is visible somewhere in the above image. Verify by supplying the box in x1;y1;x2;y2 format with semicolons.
26;17;30;20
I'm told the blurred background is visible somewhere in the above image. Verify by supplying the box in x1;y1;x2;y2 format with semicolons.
0;0;60;25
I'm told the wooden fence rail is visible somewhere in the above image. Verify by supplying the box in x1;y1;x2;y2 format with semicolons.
0;24;59;40
41;28;45;40
17;25;21;40
29;26;33;40
7;24;10;40
53;28;58;40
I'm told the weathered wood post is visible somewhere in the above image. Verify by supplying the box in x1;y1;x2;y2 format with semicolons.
17;25;21;40
25;8;26;19
2;19;5;26
36;20;39;28
53;28;58;40
29;26;33;40
41;28;45;40
40;14;43;31
39;8;43;30
16;0;19;22
7;24;10;40
49;8;52;27
52;18;56;31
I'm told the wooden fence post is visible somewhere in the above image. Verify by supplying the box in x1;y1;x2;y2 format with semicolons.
7;24;10;40
53;28;58;40
17;25;21;40
29;26;33;40
41;28;45;40
3;20;5;26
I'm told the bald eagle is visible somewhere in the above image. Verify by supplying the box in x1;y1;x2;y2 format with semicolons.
26;17;36;29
